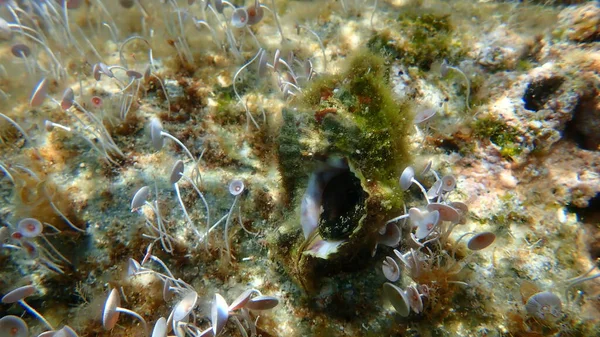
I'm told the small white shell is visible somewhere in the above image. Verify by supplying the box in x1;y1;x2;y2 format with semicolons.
211;293;229;335
102;289;121;330
382;282;410;317
127;258;141;277
377;223;401;247
410;209;439;240
406;285;423;314
126;69;143;79
257;49;268;77
0;226;9;243
467;232;496;251
441;175;456;192
56;325;79;337
172;291;198;324
21;241;39;259
449;201;469;224
426;203;460;223
150;119;164;150
152;317;167;337
163;279;174;302
413;107;436;124
17;218;43;238
244;295;279;311
426;179;443;199
245;4;264;25
0;315;28;337
399;166;415;191
231;8;248;28
131;186;150;211
525;291;562;320
61;88;75;110
228;288;259;311
30;78;48;107
229;179;245;196
420;160;432;176
382;256;400;282
170;161;185;185
2;285;35;304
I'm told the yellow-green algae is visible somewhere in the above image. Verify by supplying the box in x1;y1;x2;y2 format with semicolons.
367;10;464;70
472;116;524;159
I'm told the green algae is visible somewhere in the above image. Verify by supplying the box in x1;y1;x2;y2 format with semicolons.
368;11;462;70
275;49;413;291
279;49;412;208
472;116;523;159
310;50;410;186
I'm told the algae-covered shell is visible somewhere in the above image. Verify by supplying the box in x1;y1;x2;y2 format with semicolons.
275;50;413;290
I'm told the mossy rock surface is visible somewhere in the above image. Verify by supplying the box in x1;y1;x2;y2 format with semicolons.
367;10;463;70
275;50;413;291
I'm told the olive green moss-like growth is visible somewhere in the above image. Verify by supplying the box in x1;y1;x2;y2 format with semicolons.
274;50;413;291
472;117;524;159
367;11;462;70
278;49;412;207
325;51;410;186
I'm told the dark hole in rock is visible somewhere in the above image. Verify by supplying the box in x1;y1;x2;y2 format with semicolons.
564;90;600;151
437;137;461;154
318;168;367;241
567;192;600;261
523;77;564;111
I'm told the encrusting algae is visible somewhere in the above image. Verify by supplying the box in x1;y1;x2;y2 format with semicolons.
275;49;412;291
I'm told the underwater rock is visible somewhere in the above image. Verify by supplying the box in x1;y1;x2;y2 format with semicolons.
474;26;527;71
275;50;412;291
558;2;600;43
567;89;600;151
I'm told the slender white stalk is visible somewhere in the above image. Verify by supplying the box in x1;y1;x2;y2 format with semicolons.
450;232;476;259
385;213;409;225
160;132;195;162
150;73;172;116
123;79;141;120
143;197;174;254
43;185;85;233
174;182;204;242
0;162;15;184
297;24;327;72
237;205;257;235
223;195;240;261
94;0;120;40
448;65;471;111
149;255;176;279
119;35;152;69
181;175;211;250
115;307;148;334
233;49;263;129
19;300;54;331
269;0;285;42
7;26;65;78
245;25;261;49
565;263;600;304
103;23;118;44
0;113;40;158
193;17;222;48
370;0;378;31
39;235;72;265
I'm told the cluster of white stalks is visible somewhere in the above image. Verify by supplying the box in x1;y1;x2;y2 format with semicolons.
112;245;280;337
378;163;496;317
